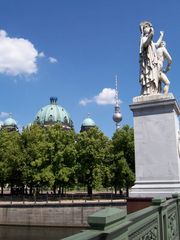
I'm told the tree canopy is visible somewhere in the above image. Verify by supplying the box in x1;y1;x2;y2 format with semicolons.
76;127;109;195
111;125;135;195
0;124;135;196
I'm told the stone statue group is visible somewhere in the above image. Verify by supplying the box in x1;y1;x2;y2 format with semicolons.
139;21;172;96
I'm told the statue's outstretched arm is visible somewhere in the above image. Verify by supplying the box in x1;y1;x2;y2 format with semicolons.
155;31;164;47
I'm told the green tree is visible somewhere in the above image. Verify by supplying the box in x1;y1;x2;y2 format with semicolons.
21;124;55;194
0;129;24;195
112;125;135;171
100;141;114;190
76;127;109;196
110;151;135;195
111;125;135;195
46;125;77;194
0;130;9;195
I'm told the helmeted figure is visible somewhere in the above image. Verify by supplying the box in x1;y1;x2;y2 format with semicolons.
139;21;164;95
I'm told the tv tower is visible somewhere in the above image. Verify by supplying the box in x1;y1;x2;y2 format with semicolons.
112;75;122;130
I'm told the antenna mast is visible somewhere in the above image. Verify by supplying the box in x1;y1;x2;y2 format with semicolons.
113;75;122;130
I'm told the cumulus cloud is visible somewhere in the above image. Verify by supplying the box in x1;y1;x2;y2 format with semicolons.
0;112;10;118
79;98;93;106
94;88;116;105
38;52;45;58
49;57;58;64
0;29;39;76
79;88;120;106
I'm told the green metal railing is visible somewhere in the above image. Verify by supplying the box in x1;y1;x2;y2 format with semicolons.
63;194;180;240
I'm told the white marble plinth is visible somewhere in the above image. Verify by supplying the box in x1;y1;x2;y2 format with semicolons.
129;93;180;198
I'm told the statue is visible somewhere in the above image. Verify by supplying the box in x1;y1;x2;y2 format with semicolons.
139;21;172;96
156;41;172;94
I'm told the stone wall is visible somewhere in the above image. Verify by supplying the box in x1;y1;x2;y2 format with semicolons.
0;203;125;227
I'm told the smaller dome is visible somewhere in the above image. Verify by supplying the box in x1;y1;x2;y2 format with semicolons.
81;114;96;132
4;117;17;126
82;117;96;127
3;115;18;131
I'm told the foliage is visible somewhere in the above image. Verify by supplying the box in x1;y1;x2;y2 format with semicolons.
0;129;24;194
76;127;110;195
112;125;135;171
0;123;135;196
111;125;135;194
45;125;77;193
111;151;135;194
21;124;55;191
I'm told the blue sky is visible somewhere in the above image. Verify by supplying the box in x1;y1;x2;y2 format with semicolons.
0;0;179;137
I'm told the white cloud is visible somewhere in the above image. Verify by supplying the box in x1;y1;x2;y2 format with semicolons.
79;88;119;106
79;98;93;106
38;52;45;58
0;29;39;76
0;112;10;118
49;57;58;64
0;30;7;38
94;88;116;105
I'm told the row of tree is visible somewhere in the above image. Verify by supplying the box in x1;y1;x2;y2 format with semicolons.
0;124;135;196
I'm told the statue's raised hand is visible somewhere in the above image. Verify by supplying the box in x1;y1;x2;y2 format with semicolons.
160;31;164;37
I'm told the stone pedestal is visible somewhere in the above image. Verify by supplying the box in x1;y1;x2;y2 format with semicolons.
129;93;180;198
127;197;152;213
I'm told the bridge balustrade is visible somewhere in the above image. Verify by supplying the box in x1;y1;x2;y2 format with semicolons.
63;194;180;240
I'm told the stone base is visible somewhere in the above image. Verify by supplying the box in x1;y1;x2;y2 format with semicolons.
130;93;180;198
129;180;180;198
127;197;152;213
132;92;175;103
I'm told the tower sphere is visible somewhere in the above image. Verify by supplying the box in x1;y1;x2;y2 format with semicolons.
113;112;122;123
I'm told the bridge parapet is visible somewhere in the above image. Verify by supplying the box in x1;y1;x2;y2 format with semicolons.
63;194;180;240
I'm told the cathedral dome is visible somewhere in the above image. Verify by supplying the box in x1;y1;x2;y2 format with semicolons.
34;97;73;129
3;116;18;131
81;115;96;132
4;117;17;126
82;117;96;127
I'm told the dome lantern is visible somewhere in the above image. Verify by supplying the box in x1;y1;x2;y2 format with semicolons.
50;97;58;105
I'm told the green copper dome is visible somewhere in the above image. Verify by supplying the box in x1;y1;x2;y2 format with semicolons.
3;115;18;131
82;117;96;127
81;115;96;132
4;117;17;126
34;97;73;129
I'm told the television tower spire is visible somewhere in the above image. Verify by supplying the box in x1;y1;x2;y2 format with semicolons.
113;75;122;130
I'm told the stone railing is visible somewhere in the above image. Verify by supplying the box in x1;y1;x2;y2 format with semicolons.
63;194;180;240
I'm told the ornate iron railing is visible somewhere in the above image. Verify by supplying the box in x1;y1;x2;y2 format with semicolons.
63;194;180;240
